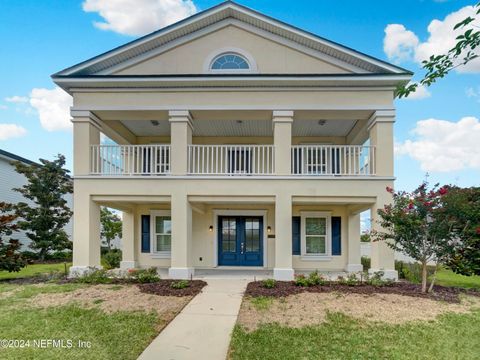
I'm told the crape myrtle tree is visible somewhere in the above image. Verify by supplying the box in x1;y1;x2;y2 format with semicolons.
398;2;480;98
14;154;73;262
0;202;25;272
100;207;122;249
371;183;456;293
441;186;480;276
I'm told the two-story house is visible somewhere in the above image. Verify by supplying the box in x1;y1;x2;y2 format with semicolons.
53;1;412;280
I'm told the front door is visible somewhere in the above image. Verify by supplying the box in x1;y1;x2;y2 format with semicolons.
218;216;263;266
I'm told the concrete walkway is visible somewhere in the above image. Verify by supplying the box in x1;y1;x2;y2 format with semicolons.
138;279;248;360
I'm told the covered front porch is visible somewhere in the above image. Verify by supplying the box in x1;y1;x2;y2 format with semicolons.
71;192;396;280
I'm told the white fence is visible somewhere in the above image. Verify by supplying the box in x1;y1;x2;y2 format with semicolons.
291;145;375;176
187;145;275;175
90;145;170;175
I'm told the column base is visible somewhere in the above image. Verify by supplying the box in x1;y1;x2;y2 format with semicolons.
68;265;103;278
168;267;195;279
368;268;398;281
273;268;294;281
120;261;138;270
346;264;363;273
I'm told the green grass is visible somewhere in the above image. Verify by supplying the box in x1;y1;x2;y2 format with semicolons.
0;263;71;280
0;283;161;360
435;268;480;289
250;296;273;311
230;310;480;360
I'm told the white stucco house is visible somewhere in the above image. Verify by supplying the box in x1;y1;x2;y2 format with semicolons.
0;149;73;249
53;1;412;280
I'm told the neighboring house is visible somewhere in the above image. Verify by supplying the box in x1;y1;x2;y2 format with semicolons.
53;1;412;280
0;149;73;249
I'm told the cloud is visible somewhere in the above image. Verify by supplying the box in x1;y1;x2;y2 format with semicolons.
0;124;27;141
29;87;73;131
404;82;431;100
383;24;419;63
395;117;480;172
5;96;29;103
466;86;480;102
384;5;480;72
0;105;7;110
82;0;197;36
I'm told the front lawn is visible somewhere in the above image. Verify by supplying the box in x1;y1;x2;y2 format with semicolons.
0;262;71;280
0;282;190;359
435;268;480;289
230;310;480;360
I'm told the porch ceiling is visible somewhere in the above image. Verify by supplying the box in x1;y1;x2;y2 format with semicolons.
95;109;372;138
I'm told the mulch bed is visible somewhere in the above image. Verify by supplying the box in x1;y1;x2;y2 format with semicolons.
246;281;480;303
138;280;207;297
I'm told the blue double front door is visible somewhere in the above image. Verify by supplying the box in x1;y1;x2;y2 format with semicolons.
218;216;263;266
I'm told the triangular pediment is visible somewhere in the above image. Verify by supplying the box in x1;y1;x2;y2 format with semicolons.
54;1;411;78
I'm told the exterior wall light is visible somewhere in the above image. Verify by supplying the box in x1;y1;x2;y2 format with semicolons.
209;225;213;232
267;226;272;233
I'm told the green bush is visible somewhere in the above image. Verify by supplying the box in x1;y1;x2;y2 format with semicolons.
295;271;327;287
48;251;72;261
103;249;122;269
294;274;310;287
128;267;160;283
262;278;276;289
345;273;360;286
361;257;371;271
171;280;190;289
395;260;436;283
76;268;113;284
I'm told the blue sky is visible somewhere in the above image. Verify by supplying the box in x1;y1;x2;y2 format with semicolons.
0;0;479;191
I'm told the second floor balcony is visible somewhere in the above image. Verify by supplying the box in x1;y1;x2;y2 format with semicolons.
89;143;375;177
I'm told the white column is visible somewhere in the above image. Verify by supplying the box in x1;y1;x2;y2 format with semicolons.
274;193;294;280
169;110;193;175
346;213;363;272
273;111;293;175
72;112;100;176
120;210;137;270
169;191;194;279
368;110;395;177
370;189;398;280
69;190;101;277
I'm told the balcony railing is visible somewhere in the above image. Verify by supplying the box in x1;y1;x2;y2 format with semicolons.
291;145;375;176
90;145;170;175
89;144;375;176
188;145;275;175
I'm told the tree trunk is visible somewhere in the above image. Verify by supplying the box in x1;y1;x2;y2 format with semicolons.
421;261;428;293
428;264;439;293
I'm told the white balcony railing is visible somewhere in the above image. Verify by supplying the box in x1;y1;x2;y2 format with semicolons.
291;145;375;176
90;145;170;175
188;145;275;175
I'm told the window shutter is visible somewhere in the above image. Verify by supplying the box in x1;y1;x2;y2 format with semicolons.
331;216;341;255
141;215;150;253
292;216;301;255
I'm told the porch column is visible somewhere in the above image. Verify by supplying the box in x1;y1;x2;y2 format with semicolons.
169;110;193;175
169;192;194;279
272;111;293;175
72;111;100;176
274;193;294;280
120;210;137;270
368;110;395;176
70;191;101;276
370;190;398;280
346;213;363;272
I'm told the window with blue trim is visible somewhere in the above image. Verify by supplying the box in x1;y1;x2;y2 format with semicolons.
211;53;250;70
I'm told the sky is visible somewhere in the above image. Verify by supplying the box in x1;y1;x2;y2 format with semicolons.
0;0;479;192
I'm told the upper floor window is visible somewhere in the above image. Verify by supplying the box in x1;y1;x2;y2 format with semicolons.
211;53;250;70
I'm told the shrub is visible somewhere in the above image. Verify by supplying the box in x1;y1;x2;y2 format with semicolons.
345;273;360;286
308;270;327;286
103;249;122;269
395;260;436;283
262;278;276;289
76;268;113;284
295;274;310;287
127;267;160;283
171;280;190;289
361;257;371;271
48;251;72;261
